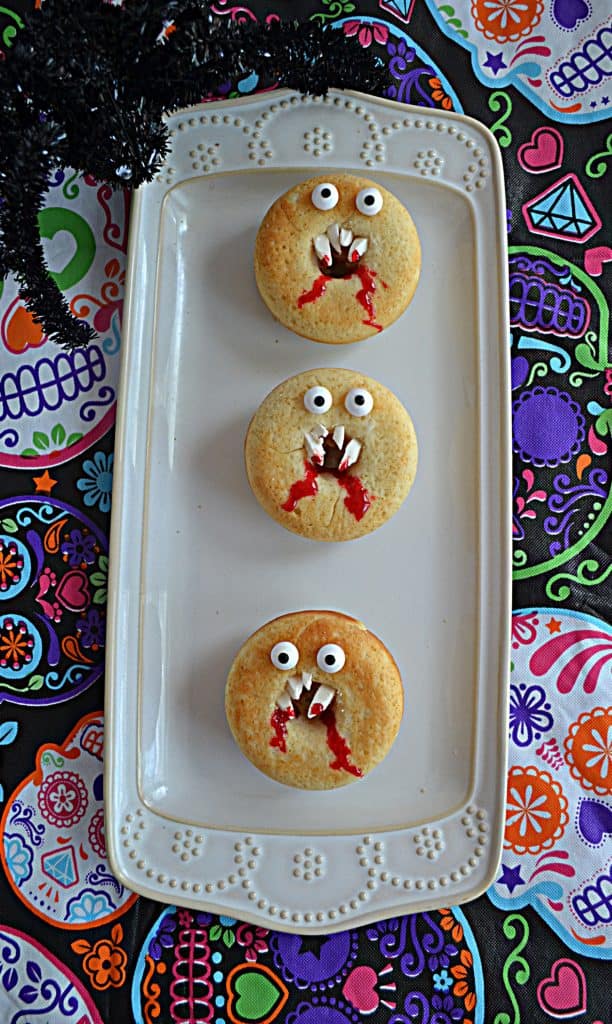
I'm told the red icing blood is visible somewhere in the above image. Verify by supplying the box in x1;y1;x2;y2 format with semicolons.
297;264;383;332
282;463;371;521
309;702;324;717
336;473;372;521
282;461;319;512
354;264;382;332
321;707;363;777
270;706;294;753
297;273;329;308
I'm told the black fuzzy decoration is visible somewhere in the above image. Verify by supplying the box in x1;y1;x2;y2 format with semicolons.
0;1;385;348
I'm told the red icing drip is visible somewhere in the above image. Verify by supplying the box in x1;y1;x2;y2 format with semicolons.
282;461;318;512
354;264;382;332
297;264;383;331
270;707;294;753
282;463;371;521
321;707;363;777
310;703;323;717
336;473;373;521
297;273;329;308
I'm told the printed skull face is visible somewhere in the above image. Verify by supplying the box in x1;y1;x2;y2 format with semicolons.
254;174;421;344
225;611;403;790
245;368;418;542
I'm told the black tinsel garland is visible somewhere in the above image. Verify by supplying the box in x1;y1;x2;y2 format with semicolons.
0;0;385;348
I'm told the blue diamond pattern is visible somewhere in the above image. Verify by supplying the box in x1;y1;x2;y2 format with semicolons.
379;0;416;23
525;179;597;240
41;847;77;888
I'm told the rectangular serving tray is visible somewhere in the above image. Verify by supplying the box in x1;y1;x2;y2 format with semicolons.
106;89;511;933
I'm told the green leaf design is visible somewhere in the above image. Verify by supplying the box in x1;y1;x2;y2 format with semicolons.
19;449;39;458
91;560;108;586
92;557;108;604
51;423;66;446
33;432;49;451
28;675;44;691
66;432;84;447
209;924;222;941
1;519;18;534
223;930;235;948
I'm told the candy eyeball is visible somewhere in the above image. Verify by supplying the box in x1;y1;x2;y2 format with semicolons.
304;385;333;414
270;641;299;670
355;187;383;216
345;388;374;417
316;643;346;674
311;183;339;211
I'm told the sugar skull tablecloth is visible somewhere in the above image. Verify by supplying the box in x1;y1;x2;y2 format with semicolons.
0;1;610;1022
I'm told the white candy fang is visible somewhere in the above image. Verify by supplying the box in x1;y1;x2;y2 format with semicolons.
338;438;362;471
314;234;332;267
327;223;343;253
304;431;325;466
308;683;336;718
277;690;295;714
301;671;313;691
340;227;353;248
310;424;328;442
348;237;368;262
332;425;345;449
287;675;303;700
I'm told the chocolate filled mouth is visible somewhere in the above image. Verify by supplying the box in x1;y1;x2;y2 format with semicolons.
303;423;361;473
313;223;368;278
276;671;336;721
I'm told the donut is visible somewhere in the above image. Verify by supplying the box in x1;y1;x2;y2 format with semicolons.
245;367;418;541
254;173;421;344
225;611;403;790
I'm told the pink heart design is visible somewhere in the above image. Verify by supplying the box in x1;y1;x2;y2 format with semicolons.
537;959;586;1018
584;246;612;277
518;128;564;174
55;570;91;613
342;966;379;1014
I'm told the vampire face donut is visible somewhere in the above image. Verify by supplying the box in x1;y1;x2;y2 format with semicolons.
244;368;418;542
253;173;421;344
225;611;403;790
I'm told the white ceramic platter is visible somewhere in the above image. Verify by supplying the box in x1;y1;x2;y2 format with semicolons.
106;90;511;933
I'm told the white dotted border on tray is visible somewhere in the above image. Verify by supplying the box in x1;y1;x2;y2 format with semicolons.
159;93;491;191
120;803;490;924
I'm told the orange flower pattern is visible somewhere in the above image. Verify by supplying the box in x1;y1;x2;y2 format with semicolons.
471;0;544;42
72;924;127;991
504;765;569;854
564;707;612;796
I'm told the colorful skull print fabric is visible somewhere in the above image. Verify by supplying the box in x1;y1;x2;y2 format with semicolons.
0;1;610;1023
